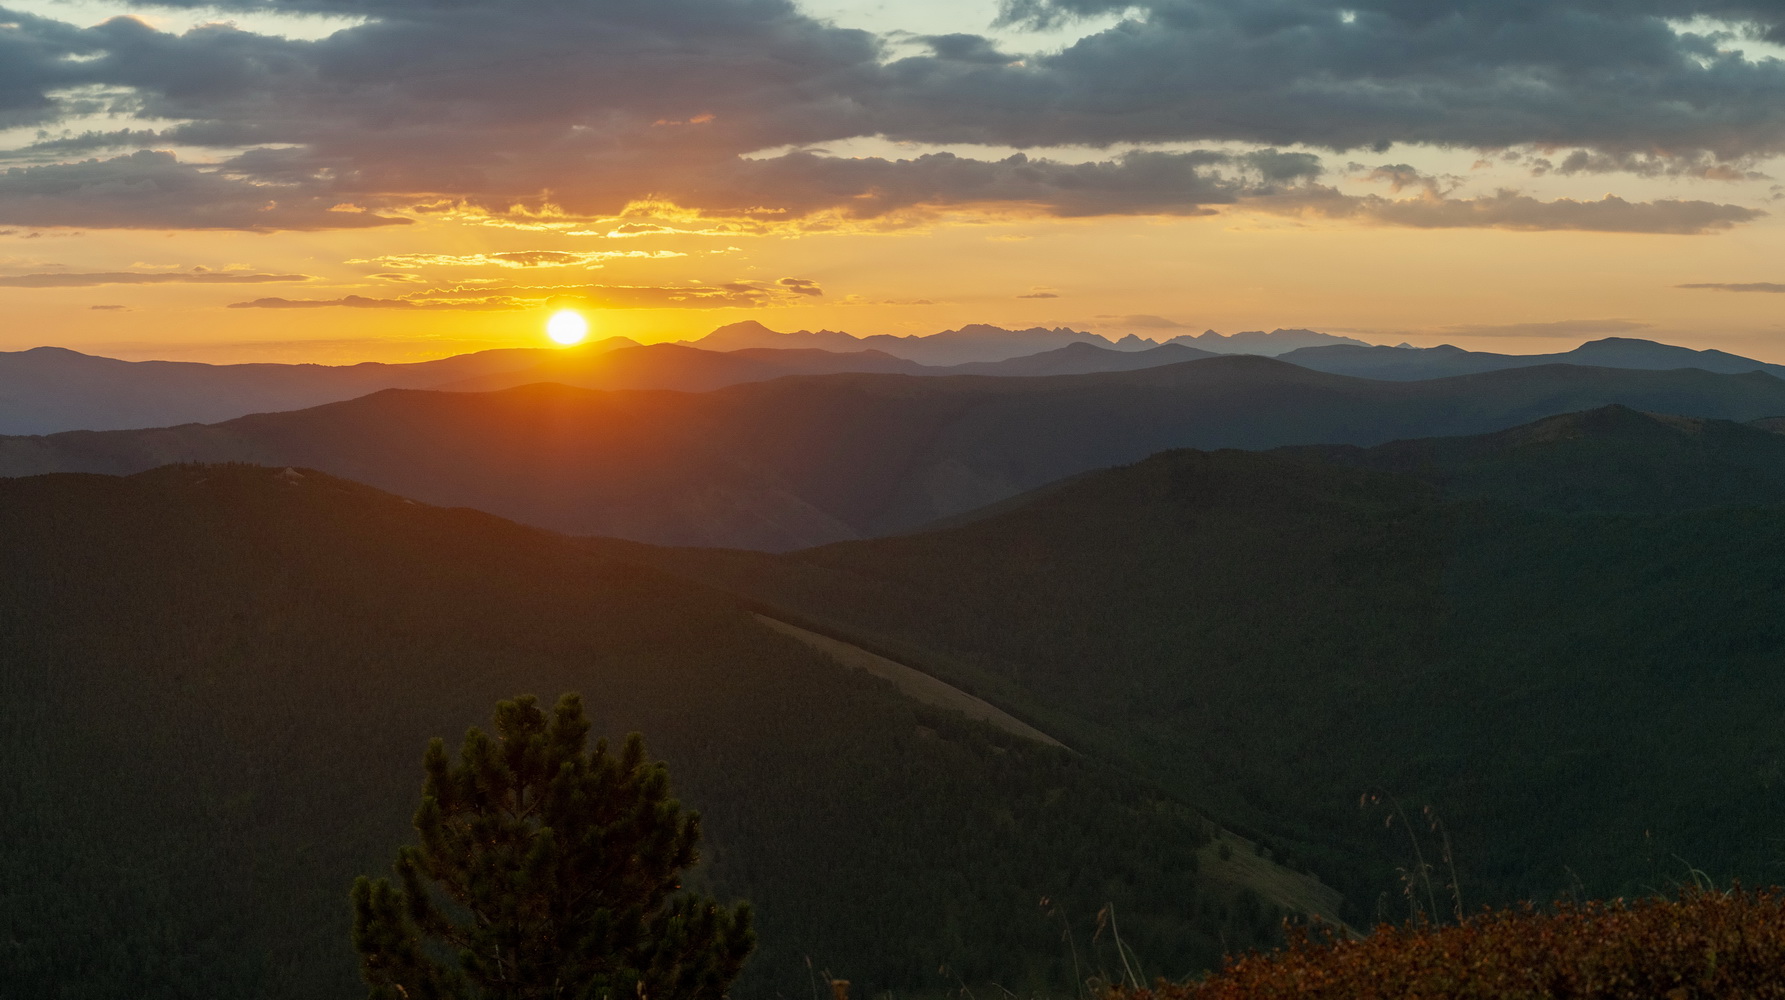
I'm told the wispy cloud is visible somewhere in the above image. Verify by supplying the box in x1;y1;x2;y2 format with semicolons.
1099;314;1188;328
1678;282;1785;293
346;250;687;269
1439;319;1654;338
229;276;828;311
1253;188;1765;235
227;295;515;311
0;270;311;287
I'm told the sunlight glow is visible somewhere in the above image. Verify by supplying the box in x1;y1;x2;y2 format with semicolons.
546;309;589;346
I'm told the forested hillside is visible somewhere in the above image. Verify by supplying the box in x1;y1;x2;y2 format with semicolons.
0;465;1305;999
632;407;1785;923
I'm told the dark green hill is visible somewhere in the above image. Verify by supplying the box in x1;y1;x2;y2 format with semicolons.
1289;405;1785;512
631;408;1785;925
8;358;1785;550
1279;337;1785;381
0;464;1297;999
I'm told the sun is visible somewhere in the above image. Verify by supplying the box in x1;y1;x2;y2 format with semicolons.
546;309;589;346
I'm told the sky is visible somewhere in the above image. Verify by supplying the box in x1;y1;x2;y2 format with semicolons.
3;0;1785;363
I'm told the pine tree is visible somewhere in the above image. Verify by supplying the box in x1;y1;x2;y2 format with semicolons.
351;693;754;1000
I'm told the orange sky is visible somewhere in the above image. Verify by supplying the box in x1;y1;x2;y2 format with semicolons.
4;1;1785;364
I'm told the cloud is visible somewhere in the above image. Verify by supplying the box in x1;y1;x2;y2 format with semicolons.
1255;188;1765;234
347;250;686;269
0;151;409;230
688;149;1292;219
3;0;1784;231
1546;150;1770;181
1678;281;1785;293
89;304;129;311
228;294;516;310
1017;291;1060;299
15;129;170;156
230;277;827;311
941;0;1785;156
919;33;1020;65
494;280;830;310
0;269;311;287
1439;319;1654;338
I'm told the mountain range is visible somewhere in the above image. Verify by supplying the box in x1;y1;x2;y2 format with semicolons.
0;324;1358;434
685;320;1367;363
9;324;1785;438
8;356;1785;549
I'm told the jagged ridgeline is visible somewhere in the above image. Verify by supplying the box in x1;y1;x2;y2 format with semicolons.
0;464;1288;999
634;406;1785;925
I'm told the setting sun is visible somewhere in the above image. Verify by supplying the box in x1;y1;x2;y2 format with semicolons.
546;309;589;346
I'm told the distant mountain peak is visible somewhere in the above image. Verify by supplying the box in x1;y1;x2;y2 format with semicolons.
708;319;781;337
1164;327;1370;356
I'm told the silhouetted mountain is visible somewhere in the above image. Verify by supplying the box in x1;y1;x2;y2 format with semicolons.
1;464;1294;999
945;341;1217;376
1167;328;1371;355
0;326;1295;435
1281;337;1785;381
690;320;868;353
7;358;1785;549
690;320;1108;364
434;342;927;393
0;339;640;434
635;406;1785;930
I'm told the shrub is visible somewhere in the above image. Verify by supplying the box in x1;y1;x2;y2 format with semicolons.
1113;887;1785;999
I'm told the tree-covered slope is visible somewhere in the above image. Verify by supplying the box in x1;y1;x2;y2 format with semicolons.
0;465;1289;999
630;408;1785;925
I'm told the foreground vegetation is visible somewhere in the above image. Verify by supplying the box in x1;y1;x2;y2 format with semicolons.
1118;887;1785;999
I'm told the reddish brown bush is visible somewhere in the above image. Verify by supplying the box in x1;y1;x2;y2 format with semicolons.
1114;888;1785;999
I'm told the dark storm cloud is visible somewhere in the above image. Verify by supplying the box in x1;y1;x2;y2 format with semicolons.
694;150;1277;218
2;0;1782;228
0;8;98;128
919;33;1020;64
0;269;309;286
871;0;1785;155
